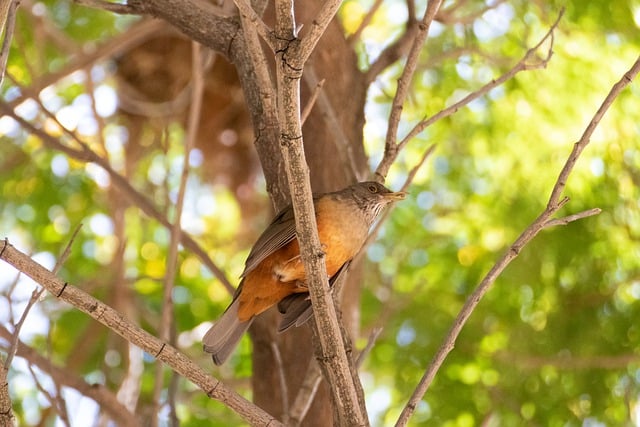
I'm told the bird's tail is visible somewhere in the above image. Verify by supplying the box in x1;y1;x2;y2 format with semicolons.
203;299;253;365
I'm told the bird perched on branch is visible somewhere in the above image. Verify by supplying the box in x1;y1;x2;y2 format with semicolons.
203;181;406;365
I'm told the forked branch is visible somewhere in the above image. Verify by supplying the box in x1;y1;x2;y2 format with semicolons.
395;54;640;427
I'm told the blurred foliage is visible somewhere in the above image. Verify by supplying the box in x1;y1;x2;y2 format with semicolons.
1;0;640;426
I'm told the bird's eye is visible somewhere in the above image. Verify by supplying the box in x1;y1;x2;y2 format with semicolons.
368;184;378;193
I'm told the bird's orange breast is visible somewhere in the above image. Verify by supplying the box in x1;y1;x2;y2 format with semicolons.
236;196;370;321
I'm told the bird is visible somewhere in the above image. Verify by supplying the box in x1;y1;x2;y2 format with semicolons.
203;181;406;365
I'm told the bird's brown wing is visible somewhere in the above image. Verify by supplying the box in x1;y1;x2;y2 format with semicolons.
241;203;297;278
277;261;351;332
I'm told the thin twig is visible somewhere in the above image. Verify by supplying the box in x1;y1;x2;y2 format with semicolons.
377;8;563;180
300;77;325;125
4;224;82;370
364;144;437;254
0;101;235;294
543;208;602;228
356;327;382;368
378;0;444;181
0;0;20;86
28;364;71;427
270;342;290;423
394;53;640;427
396;9;562;153
302;66;362;180
73;0;137;14
288;360;323;426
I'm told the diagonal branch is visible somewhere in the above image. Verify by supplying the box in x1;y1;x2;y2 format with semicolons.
73;0;137;14
233;0;275;50
0;0;19;86
0;239;283;427
296;0;343;65
376;8;563;180
543;208;602;228
378;0;444;181
395;53;640;427
0;101;235;295
396;9;562;153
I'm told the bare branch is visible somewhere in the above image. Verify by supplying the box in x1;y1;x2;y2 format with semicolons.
300;77;325;125
270;342;290;424
364;144;437;252
396;9;562;153
274;0;295;40
296;0;343;65
303;65;362;181
377;8;563;180
394;53;640;427
273;2;368;423
356;327;382;368
233;0;275;50
0;101;235;294
288;360;323;426
543;208;602;228
378;0;444;181
73;0;137;14
0;362;14;426
0;240;283;427
28;364;71;426
0;0;19;86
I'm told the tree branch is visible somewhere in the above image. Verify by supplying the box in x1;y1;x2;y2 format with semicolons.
396;9;562;153
6;19;168;110
376;8;563;180
302;65;362;181
272;1;368;424
543;208;602;228
0;101;235;295
0;0;19;86
364;7;418;84
288;360;323;426
0;360;13;426
73;0;137;14
378;0;444;181
394;53;640;427
233;0;275;50
0;240;283;427
296;0;343;65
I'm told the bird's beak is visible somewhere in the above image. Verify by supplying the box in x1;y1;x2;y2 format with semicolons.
383;191;407;202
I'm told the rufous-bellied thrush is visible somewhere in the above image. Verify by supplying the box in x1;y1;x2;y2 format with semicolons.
203;181;406;364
